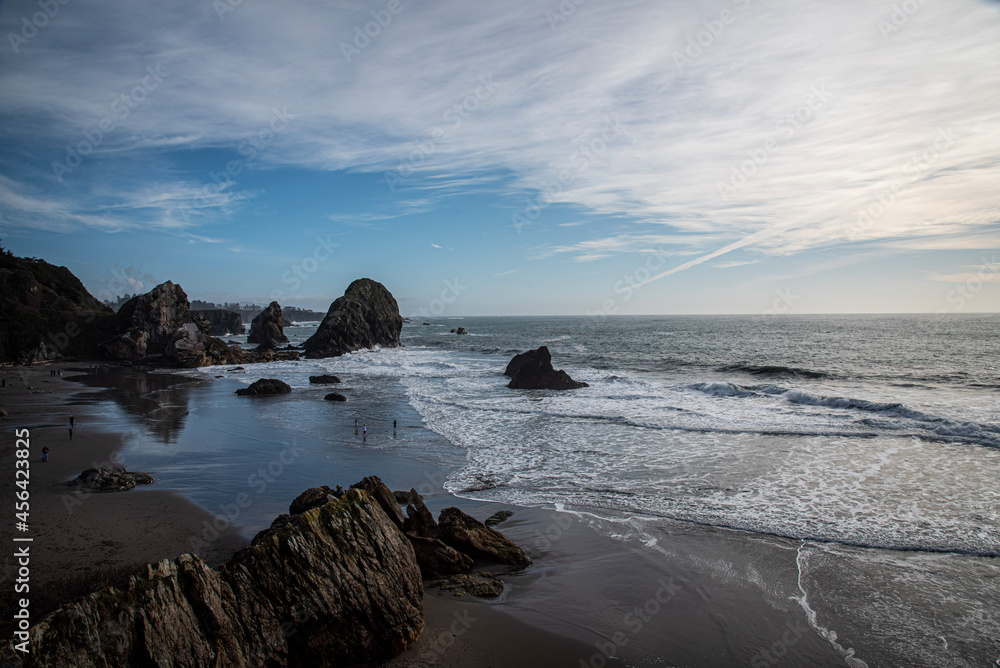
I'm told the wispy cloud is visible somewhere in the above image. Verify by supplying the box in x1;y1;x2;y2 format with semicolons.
716;260;759;269
0;0;998;270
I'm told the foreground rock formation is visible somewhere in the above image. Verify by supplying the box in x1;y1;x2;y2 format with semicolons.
193;308;246;336
304;278;403;358
247;301;289;350
3;488;423;667
504;346;589;390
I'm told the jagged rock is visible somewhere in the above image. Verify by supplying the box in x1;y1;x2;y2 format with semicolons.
194;309;246;336
407;535;474;579
394;490;414;505
439;572;504;598
455;327;468;335
309;374;342;384
485;510;514;527
235;378;291;396
4;490;423;667
247;301;289;350
164;323;209;368
438;507;532;568
403;489;440;540
304;278;403;358
324;392;347;402
67;466;154;492
98;281;288;369
504;346;588;390
288;486;337;514
351;476;406;530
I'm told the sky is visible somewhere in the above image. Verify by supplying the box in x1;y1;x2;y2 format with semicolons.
1;0;998;316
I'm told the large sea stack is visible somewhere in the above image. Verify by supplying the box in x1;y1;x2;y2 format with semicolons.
103;281;195;361
304;278;403;358
247;301;289;350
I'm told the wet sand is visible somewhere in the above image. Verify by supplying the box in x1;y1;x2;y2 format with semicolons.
0;364;246;593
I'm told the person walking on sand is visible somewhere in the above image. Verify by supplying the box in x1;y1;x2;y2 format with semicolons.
41;446;48;462
362;423;367;442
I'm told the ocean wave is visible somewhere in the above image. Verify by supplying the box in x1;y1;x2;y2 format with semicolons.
716;363;830;379
687;381;756;397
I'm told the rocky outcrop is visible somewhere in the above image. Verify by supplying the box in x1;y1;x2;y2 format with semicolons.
235;378;292;396
450;327;468;335
101;282;299;368
194;309;246;336
309;374;341;384
67;466;154;492
304;279;403;358
504;346;588;390
438;507;532;567
0;249;116;363
324;392;347;402
4;489;423;667
247;301;289;350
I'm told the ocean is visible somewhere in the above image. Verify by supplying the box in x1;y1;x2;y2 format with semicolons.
77;314;1000;666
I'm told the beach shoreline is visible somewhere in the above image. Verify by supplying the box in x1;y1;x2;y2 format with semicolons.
0;362;638;665
0;360;880;667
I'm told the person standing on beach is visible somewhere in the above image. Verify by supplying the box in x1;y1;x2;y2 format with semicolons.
41;446;49;462
363;423;367;442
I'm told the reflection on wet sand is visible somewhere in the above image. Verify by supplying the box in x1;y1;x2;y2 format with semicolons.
68;367;199;444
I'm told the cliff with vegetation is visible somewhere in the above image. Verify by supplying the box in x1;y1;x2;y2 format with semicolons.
0;245;116;363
